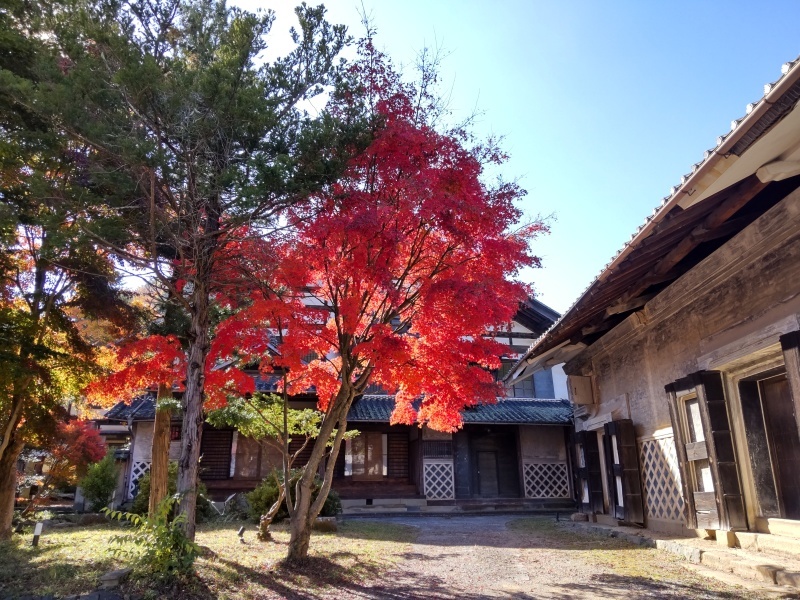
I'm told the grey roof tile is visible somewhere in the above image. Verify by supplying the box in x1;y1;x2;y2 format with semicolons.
347;395;572;425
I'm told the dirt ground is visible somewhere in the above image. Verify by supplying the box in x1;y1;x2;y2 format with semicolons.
3;515;797;599
361;515;795;600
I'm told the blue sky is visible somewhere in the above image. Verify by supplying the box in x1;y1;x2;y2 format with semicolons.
240;0;800;313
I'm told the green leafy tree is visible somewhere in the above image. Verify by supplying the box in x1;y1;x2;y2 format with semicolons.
0;0;145;539
105;495;200;579
207;392;355;536
13;0;356;539
80;451;120;511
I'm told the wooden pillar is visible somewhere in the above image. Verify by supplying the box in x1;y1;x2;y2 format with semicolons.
149;383;172;517
694;371;747;530
780;331;800;445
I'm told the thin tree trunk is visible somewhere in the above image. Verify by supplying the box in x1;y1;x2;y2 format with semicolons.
177;279;211;541
0;438;24;540
258;473;286;541
21;471;53;516
149;383;172;517
286;388;354;563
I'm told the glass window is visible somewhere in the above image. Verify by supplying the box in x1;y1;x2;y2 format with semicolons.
685;398;705;442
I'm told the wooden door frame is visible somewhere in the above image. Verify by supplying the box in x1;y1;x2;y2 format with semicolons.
779;331;800;450
667;371;747;530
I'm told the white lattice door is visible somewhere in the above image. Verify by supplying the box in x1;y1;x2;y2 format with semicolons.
128;461;151;499
423;460;455;500
523;463;570;498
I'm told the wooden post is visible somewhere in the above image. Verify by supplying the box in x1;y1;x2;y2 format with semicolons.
149;383;172;517
31;522;43;547
780;331;800;446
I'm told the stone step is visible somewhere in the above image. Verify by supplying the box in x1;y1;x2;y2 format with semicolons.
341;497;427;509
568;521;800;593
757;518;800;540
736;531;800;561
342;506;411;514
700;549;800;590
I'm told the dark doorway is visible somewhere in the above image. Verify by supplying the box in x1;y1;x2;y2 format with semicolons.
469;427;520;498
760;374;800;519
477;451;499;497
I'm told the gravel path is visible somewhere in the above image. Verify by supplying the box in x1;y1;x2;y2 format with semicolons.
360;515;791;600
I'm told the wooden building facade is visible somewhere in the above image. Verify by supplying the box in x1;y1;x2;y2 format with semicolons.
105;299;575;511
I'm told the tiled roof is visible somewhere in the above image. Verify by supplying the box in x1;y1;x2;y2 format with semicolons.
105;394;157;421
347;395;572;425
105;392;572;426
104;374;282;422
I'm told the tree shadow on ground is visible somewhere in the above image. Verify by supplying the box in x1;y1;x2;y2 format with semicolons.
0;533;118;598
543;573;795;600
186;553;509;600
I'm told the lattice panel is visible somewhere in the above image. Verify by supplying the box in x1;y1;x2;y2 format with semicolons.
423;460;455;500
128;461;151;498
639;437;685;522
523;462;570;498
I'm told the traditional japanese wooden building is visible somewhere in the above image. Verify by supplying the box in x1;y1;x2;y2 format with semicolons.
105;299;576;513
508;56;800;542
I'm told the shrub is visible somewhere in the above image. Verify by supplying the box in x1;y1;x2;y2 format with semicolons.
79;452;119;511
104;495;199;579
247;468;341;523
131;462;216;522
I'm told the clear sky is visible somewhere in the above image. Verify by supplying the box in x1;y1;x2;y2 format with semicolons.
236;0;800;314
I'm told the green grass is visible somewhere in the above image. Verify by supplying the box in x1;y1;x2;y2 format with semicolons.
0;519;419;599
0;524;124;597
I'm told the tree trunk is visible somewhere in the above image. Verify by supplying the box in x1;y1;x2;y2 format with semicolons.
0;438;24;540
286;389;353;562
149;383;172;517
258;479;286;541
177;280;211;541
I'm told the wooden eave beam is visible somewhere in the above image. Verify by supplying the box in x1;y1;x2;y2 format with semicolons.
614;174;768;306
581;321;615;336
604;293;657;318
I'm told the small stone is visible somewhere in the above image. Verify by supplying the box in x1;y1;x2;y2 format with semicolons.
99;567;132;590
569;513;588;522
312;517;338;532
78;513;109;526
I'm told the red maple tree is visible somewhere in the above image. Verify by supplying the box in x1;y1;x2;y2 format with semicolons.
210;39;546;561
22;420;106;514
85;334;255;410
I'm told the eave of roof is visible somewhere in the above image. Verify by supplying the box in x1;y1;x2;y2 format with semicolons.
347;395;572;425
507;55;800;381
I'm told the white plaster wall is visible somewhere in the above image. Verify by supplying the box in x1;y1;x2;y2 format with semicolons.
518;426;567;462
552;364;569;399
131;422;153;463
131;421;181;462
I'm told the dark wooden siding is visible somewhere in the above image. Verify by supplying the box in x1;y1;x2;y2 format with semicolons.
333;439;346;478
453;430;472;498
200;428;233;480
387;433;409;478
288;438;313;468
